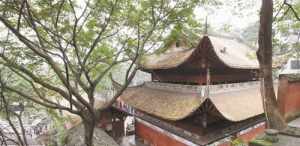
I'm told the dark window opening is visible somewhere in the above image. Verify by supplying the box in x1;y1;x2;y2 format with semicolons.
291;60;300;69
175;41;180;47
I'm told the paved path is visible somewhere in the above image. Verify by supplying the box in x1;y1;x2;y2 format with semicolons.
119;135;148;146
273;134;300;146
288;117;300;128
271;117;300;146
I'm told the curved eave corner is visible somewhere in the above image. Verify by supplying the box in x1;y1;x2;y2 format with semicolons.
140;48;195;71
207;36;259;70
119;83;264;122
140;36;259;71
208;84;264;122
119;85;206;121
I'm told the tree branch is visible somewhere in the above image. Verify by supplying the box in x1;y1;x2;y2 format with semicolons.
17;0;26;31
83;0;118;66
284;1;300;21
1;4;92;112
0;89;25;146
8;68;80;114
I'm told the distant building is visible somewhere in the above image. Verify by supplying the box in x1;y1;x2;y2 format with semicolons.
279;58;300;75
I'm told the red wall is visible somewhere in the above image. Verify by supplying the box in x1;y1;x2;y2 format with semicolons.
136;121;186;146
278;76;300;121
218;123;265;146
237;123;265;142
136;120;265;146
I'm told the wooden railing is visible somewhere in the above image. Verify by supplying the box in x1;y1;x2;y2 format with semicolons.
145;81;260;95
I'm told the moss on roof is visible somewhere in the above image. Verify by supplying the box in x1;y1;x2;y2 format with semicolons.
119;81;264;122
141;35;259;70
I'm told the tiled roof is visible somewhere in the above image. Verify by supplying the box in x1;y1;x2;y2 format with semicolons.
141;36;259;70
119;81;263;122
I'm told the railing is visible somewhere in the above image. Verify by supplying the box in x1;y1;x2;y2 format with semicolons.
96;81;261;101
145;81;260;95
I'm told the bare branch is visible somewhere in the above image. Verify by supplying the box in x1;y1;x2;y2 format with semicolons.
284;0;300;21
0;88;25;146
15;112;28;146
99;67;138;110
68;0;94;87
276;0;300;22
23;0;46;48
0;16;93;112
17;0;26;31
273;2;285;21
1;56;68;98
8;68;80;114
0;17;42;54
277;7;290;22
0;73;78;114
18;2;90;106
83;0;119;66
54;0;66;28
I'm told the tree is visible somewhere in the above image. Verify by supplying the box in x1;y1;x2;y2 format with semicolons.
257;0;286;130
0;0;205;145
273;0;300;59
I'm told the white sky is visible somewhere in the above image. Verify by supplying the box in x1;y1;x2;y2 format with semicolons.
0;0;262;40
195;0;261;31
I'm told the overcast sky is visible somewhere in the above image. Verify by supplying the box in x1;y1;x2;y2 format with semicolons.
0;0;263;40
195;0;261;31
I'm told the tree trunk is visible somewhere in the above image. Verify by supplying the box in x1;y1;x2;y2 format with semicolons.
83;116;95;146
257;0;286;130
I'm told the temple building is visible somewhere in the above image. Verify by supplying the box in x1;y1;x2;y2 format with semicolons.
114;35;266;146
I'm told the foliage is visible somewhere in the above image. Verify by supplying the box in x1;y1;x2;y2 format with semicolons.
242;22;259;46
273;0;300;59
231;138;247;146
0;82;33;146
0;0;209;145
249;139;273;146
154;22;202;54
47;108;67;146
239;0;300;67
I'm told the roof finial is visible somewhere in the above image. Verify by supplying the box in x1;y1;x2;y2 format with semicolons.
204;16;208;35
